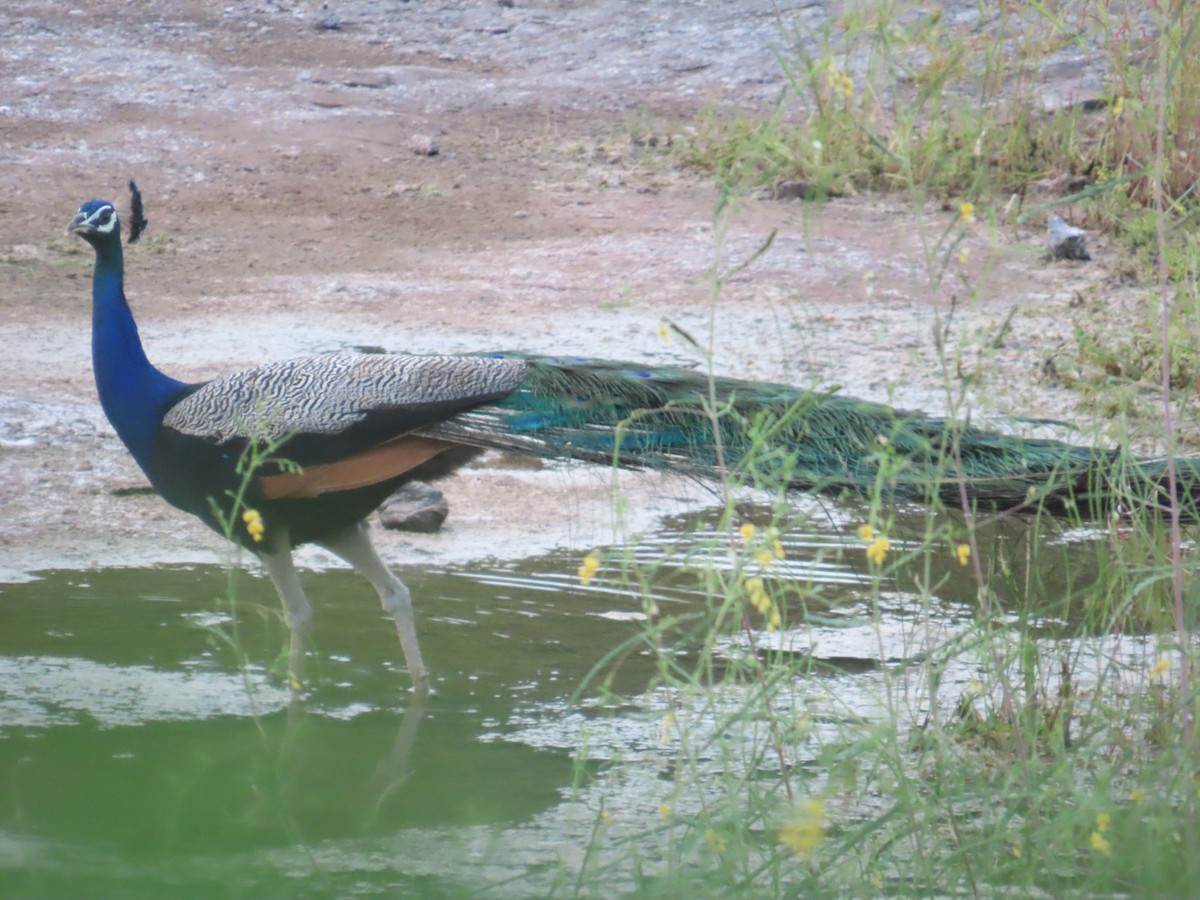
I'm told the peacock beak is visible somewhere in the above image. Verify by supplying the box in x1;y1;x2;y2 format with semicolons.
66;211;91;236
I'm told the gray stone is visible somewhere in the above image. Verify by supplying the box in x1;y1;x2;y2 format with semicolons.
379;481;449;533
1047;215;1090;261
410;134;439;157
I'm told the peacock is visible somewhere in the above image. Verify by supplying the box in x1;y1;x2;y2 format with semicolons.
69;187;1199;690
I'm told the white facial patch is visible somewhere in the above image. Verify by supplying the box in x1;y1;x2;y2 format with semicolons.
91;205;117;234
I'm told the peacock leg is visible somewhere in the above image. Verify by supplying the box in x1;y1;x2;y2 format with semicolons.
258;540;314;689
318;521;428;690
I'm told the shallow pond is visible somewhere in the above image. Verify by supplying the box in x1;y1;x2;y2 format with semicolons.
0;509;1163;898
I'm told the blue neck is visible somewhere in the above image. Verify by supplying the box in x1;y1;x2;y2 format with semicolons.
90;238;189;476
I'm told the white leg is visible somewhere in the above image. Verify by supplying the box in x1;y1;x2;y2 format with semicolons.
318;522;428;688
258;538;314;688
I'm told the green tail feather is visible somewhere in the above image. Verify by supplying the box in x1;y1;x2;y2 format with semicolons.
420;353;1200;517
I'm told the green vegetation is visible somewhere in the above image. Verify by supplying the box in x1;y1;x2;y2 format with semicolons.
558;360;1200;895
677;0;1200;407
558;4;1200;896
680;2;1197;220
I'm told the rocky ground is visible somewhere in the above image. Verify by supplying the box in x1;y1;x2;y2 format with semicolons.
0;0;1151;580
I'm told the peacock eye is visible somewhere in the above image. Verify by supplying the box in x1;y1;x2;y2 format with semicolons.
97;209;112;224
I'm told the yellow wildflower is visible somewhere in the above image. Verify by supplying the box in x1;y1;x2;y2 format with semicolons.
857;524;875;542
1112;95;1124;118
656;323;671;344
739;522;757;542
1090;830;1111;856
866;536;891;565
1095;812;1111;832
960;201;975;223
779;798;827;859
577;552;600;586
705;829;728;854
958;246;969;266
1011;841;1023;859
772;539;785;560
824;63;854;99
745;577;781;631
956;543;971;566
1148;657;1171;681
658;803;671;818
757;550;775;569
242;508;265;543
1129;788;1146;804
746;577;770;613
599;810;614;827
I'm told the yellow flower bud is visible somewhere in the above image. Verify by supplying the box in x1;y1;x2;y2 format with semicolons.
866;537;891;565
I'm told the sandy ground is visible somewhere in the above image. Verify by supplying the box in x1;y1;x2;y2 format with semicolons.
0;0;1165;581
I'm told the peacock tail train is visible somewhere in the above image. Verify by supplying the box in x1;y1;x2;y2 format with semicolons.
418;353;1200;519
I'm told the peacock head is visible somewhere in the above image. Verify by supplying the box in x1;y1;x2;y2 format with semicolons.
67;200;121;248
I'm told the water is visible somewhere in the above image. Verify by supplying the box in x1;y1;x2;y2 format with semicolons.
0;563;584;898
0;512;1165;898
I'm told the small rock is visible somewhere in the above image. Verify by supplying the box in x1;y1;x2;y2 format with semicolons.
1047;215;1090;261
315;4;341;31
410;134;439;157
771;180;810;201
379;482;449;533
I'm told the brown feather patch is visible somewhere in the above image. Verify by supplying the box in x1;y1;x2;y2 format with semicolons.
259;436;459;499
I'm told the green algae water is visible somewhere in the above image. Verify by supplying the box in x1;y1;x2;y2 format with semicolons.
0;560;641;899
0;511;1130;898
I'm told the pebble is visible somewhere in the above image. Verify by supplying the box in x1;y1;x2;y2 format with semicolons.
379;482;449;533
410;134;439;156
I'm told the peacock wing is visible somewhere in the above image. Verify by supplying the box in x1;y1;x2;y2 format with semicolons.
159;353;527;499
